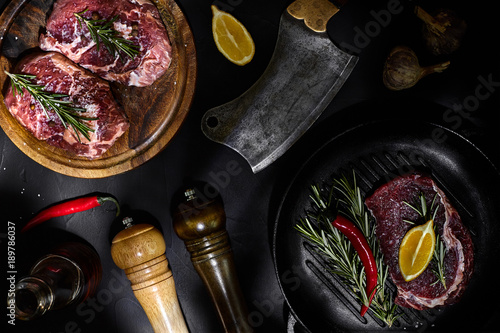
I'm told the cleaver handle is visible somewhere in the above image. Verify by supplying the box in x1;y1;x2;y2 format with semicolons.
287;0;341;32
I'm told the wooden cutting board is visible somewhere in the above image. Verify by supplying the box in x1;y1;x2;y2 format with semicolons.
0;0;197;178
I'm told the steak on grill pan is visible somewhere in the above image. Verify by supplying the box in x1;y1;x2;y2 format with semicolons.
365;172;474;310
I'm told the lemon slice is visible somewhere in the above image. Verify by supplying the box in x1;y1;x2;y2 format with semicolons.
211;5;255;66
399;219;436;282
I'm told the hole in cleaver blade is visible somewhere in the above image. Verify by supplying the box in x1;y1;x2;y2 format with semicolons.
201;11;358;173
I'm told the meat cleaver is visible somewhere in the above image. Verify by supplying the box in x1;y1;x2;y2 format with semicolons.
202;0;358;173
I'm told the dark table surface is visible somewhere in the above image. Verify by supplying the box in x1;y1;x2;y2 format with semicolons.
1;0;499;332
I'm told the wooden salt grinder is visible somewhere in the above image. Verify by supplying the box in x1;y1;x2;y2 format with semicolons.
111;218;188;333
172;185;253;333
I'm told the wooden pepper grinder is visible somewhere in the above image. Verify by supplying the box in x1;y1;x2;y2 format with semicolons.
172;183;253;333
111;217;189;333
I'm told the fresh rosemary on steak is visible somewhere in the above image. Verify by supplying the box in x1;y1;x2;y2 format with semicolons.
403;193;447;288
5;71;96;142
295;172;400;327
74;9;140;59
432;234;447;288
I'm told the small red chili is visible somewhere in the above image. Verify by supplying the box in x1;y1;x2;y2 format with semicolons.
21;195;120;233
331;214;378;317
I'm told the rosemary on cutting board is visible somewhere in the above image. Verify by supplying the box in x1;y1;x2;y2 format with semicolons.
5;71;96;142
295;172;400;327
74;9;140;59
403;193;447;288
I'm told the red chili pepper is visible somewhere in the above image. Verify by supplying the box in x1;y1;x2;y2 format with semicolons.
21;195;120;233
331;214;378;317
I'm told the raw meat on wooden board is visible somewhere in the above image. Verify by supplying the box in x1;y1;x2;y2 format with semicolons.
4;52;129;159
365;173;474;310
40;0;172;87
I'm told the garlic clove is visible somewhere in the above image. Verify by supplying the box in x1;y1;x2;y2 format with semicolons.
382;46;450;91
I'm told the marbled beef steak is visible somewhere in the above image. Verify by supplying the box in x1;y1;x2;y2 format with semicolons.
4;52;129;159
40;0;172;87
365;173;474;310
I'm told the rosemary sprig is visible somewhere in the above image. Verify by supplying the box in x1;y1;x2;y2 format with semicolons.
74;9;140;59
296;197;372;316
295;172;400;327
403;192;438;224
333;174;400;325
296;215;365;288
431;234;447;288
5;71;96;142
403;192;447;288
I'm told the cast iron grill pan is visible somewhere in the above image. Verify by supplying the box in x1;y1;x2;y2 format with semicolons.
273;119;500;332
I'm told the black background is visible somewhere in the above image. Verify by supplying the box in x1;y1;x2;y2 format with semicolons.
1;0;499;332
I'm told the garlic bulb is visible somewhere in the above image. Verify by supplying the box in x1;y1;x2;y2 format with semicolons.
415;6;467;56
383;46;450;91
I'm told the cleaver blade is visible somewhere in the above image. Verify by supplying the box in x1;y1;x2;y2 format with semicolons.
201;0;358;173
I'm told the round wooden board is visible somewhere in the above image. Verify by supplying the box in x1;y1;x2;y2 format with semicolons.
0;0;197;178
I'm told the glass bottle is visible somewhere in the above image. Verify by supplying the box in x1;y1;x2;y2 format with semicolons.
11;241;102;320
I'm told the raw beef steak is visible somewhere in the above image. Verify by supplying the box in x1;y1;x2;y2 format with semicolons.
365;173;474;310
4;52;129;159
40;0;172;87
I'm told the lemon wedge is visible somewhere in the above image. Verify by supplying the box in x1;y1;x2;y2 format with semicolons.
211;5;255;66
399;219;436;282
